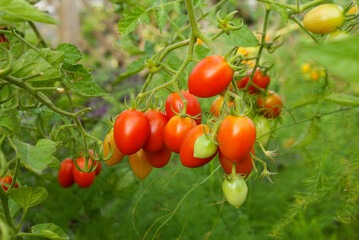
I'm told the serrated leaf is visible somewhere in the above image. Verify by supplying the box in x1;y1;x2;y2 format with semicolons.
193;0;205;8
12;138;58;174
61;63;109;97
292;119;320;148
118;6;149;36
154;5;167;33
0;110;20;134
31;223;69;240
268;1;289;23
114;57;145;85
0;0;59;24
40;48;65;70
56;43;83;64
291;94;319;109
325;93;359;106
224;22;259;47
10;187;48;208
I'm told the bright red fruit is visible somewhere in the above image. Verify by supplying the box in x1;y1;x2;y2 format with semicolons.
58;158;75;188
143;110;169;152
73;157;96;188
0;175;19;191
237;68;270;93
219;148;255;178
145;146;172;168
257;90;283;118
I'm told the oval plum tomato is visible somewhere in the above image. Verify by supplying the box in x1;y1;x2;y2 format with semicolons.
257;90;283;118
210;96;234;117
180;125;217;168
0;175;19;191
128;149;152;179
58;158;75;188
222;176;248;208
253;116;271;146
73;157;96;188
188;55;233;98
219;149;254;178
303;4;344;34
144;146;172;168
217;116;256;162
237;68;270;93
143;110;169;152
164;116;196;153
114;109;150;155
165;91;202;125
103;129;125;166
326;30;349;42
193;134;218;158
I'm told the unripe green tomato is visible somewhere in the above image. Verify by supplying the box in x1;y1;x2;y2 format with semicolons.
253;116;271;146
303;4;344;34
326;30;349;42
222;176;248;208
193;134;218;158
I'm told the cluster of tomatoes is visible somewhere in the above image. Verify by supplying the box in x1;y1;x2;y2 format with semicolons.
0;175;19;191
58;152;101;188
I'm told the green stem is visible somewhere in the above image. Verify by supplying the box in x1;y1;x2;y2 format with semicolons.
0;188;16;231
16;207;28;231
28;21;47;48
290;17;319;43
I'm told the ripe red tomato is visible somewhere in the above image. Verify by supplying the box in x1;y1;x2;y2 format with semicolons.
164;115;197;153
129;149;152;179
0;175;19;191
58;158;75;188
257;90;283;118
188;55;233;98
143;110;169;152
73;157;96;188
217;116;256;162
144;146;172;168
88;149;101;175
237;68;270;93
165;91;202;125
180;125;217;168
103;129;125;166
114;109;150;155
219;149;255;178
209;96;234;117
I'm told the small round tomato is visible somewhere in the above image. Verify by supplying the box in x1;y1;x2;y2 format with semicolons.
253;116;271;146
303;4;344;34
210;96;234;117
58;158;75;188
73;157;96;188
114;109;150;155
257;90;283;118
103;129;125;166
237;68;270;93
164;115;197;153
144;146;172;168
128;149;152;179
188;55;233;98
180;125;217;168
219;149;254;178
165;91;202;125
217;116;256;162
222;176;248;208
0;175;19;191
326;30;349;42
143;110;169;152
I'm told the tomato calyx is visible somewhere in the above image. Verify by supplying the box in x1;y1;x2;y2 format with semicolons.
168;96;201;122
145;49;164;73
216;10;243;34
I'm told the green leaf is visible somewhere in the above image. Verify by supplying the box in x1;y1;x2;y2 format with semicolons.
193;0;205;8
291;93;319;109
61;63;109;97
154;5;167;33
292;119;320;148
118;36;143;55
40;48;65;70
10;187;48;208
0;0;59;24
224;23;259;47
0;110;20;135
114;57;145;85
194;44;210;60
301;36;359;83
31;223;69;240
268;1;289;23
118;6;149;36
56;43;83;64
12;138;58;174
325;93;359;106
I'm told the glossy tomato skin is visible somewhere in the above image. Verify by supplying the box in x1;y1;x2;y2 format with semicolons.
222;177;248;208
129;149;152;179
143;110;169;152
219;149;254;178
73;157;96;188
188;55;233;98
165;91;202;125
164;116;197;153
303;4;344;34
237;69;270;93
257;90;283;118
58;159;75;188
114;109;150;155
0;175;19;191
210;96;234;117
144;146;172;168
103;129;125;166
180;125;217;168
217;116;256;162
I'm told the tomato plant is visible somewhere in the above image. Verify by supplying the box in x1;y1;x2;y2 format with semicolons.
128;149;153;179
219;149;255;178
210;96;233;117
143;110;169;152
0;175;19;191
253;116;271;146
103;129;125;166
73;157;96;188
257;90;283;118
237;68;270;93
58;159;75;188
145;146;172;168
222;176;248;209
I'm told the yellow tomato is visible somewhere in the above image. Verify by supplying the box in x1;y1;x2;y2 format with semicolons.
103;129;125;166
